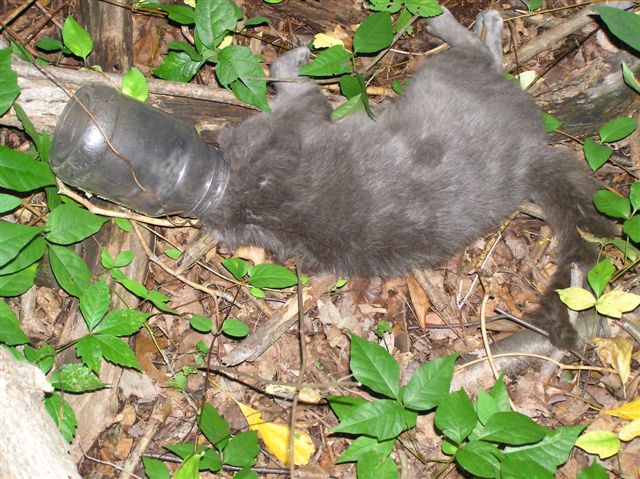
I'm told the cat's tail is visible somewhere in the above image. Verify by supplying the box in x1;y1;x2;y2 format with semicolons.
527;151;613;349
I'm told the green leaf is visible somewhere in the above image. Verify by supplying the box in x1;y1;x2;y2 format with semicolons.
173;453;202;479
630;181;640;212
44;394;77;443
233;468;258;479
95;308;151;336
337;436;394;464
455;441;502;478
142;457;170;479
599;116;637;143
504;425;586;474
199;403;230;450
195;0;238;49
0;263;38;296
158;4;196;25
75;335;103;373
522;0;543;12
10;41;32;62
434;389;477;444
221;257;249;280
0;300;29;345
331;94;365;121
593;6;640;52
248;263;297;289
587;258;616;298
401;353;457;411
153;51;203;83
500;456;554;479
0;48;20;116
45;204;108;244
111;269;149;298
101;248;115;270
14;103;45;156
577;461;609;479
299;45;352;77
583;137;612;171
405;0;442;17
190;314;213;333
356;451;398;479
476;392;499;425
244;16;270;27
62;16;93;59
164;248;182;260
575;430;620;459
50;363;105;392
327;395;367;421
593;189;630;219
0;221;43;267
79;280;111;330
201;448;223;472
49;245;91;297
0;146;56;192
489;376;512;412
114;218;132;232
624;215;640;243
349;334;400;399
222;430;260;467
354;12;394;54
478;412;547;445
114;250;134;268
332;399;415;441
91;333;141;370
217;46;269;111
622;62;640;94
541;112;561;132
391;79;405;95
23;343;55;373
221;318;249;337
0;193;21;213
146;290;175;313
122;67;148;102
369;0;403;13
36;37;64;52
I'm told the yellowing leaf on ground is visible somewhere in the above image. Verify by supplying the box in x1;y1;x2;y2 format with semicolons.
556;287;596;311
515;70;537;90
596;289;640;318
218;35;233;50
619;418;640;441
237;402;315;466
183;0;195;6
265;384;322;404
604;397;640;420
313;33;344;49
593;337;633;386
575;430;621;459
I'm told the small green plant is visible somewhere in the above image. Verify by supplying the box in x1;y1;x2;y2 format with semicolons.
138;0;270;110
142;403;261;479
36;16;94;62
221;257;300;298
330;334;597;479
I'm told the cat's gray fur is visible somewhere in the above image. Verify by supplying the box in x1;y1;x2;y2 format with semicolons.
205;9;612;349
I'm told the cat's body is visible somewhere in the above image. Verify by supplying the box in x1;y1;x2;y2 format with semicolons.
205;10;611;348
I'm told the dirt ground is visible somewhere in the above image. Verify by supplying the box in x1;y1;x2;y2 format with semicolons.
1;0;639;477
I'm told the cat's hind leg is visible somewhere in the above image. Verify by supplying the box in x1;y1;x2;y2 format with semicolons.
426;8;486;51
269;47;315;98
474;10;504;72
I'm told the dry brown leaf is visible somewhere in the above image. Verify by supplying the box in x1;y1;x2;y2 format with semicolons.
407;274;430;329
593;337;633;387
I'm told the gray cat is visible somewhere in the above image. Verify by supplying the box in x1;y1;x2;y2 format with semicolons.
205;9;611;349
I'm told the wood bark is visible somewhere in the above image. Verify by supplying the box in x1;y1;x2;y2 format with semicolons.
0;348;82;479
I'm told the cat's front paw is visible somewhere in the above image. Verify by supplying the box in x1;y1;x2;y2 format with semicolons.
474;10;503;40
270;46;311;80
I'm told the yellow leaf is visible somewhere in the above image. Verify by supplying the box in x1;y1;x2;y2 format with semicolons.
265;384;322;403
313;33;344;49
556;287;596;311
237;402;315;466
596;290;640;318
575;430;620;459
183;0;195;6
619;418;640;442
593;337;633;386
604;397;640;420
218;35;233;50
515;71;537;90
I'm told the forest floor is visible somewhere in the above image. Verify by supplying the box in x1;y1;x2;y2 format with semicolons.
2;0;639;477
